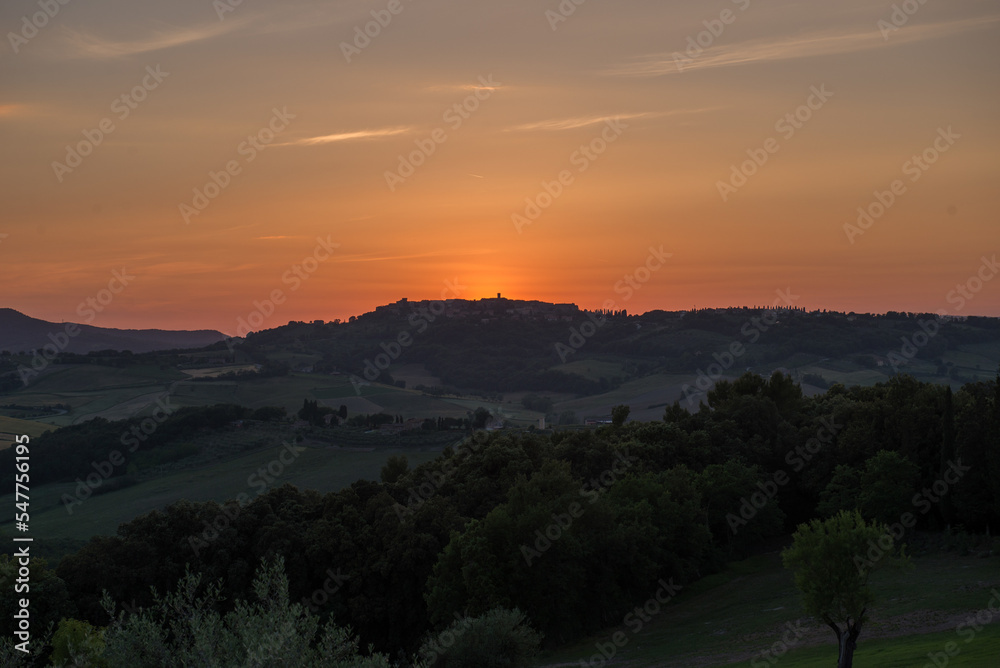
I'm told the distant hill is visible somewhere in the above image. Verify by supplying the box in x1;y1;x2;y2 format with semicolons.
0;308;226;354
0;298;997;431
241;297;1000;395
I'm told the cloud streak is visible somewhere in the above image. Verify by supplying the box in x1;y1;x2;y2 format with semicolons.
605;15;1000;77
425;82;505;93
282;127;413;146
58;19;252;59
507;112;656;132
506;108;720;132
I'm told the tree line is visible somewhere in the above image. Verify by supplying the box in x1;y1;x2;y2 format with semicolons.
0;371;997;665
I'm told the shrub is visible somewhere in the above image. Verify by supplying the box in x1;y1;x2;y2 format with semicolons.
416;608;542;668
50;618;108;667
100;557;391;668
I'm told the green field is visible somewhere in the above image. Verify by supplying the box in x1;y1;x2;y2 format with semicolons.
0;424;462;548
536;550;1000;667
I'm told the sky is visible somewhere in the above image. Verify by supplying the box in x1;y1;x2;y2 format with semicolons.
1;0;998;334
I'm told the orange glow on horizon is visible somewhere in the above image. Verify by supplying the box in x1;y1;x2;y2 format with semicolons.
2;1;998;333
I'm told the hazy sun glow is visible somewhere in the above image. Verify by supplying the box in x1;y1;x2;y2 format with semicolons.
1;0;998;334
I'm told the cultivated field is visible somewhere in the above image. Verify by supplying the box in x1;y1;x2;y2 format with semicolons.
2;336;995;433
0;415;53;450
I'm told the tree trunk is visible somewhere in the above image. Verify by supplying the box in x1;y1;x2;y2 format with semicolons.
837;620;862;668
837;631;855;668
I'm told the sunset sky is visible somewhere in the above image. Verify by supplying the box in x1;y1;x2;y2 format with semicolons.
2;0;998;334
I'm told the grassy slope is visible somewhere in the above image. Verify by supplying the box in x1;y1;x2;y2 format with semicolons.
0;427;460;542
537;550;1000;668
714;627;1000;668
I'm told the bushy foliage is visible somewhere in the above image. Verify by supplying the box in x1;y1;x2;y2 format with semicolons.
817;465;861;518
415;608;541;668
50;618;107;667
99;556;390;668
783;511;897;621
520;394;553;413
0;556;75;640
782;510;910;667
13;371;997;662
858;450;919;525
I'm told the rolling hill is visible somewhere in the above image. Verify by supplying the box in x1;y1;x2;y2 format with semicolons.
1;299;998;430
0;307;226;354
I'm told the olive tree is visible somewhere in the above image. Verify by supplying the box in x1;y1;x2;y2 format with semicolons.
782;510;905;668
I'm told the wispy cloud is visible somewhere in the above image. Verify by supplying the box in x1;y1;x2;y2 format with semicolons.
507;113;654;132
282;126;413;146
425;82;505;93
605;15;1000;77
506;108;718;132
58;19;251;59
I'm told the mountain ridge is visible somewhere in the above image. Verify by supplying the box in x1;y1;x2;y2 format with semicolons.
0;307;226;354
